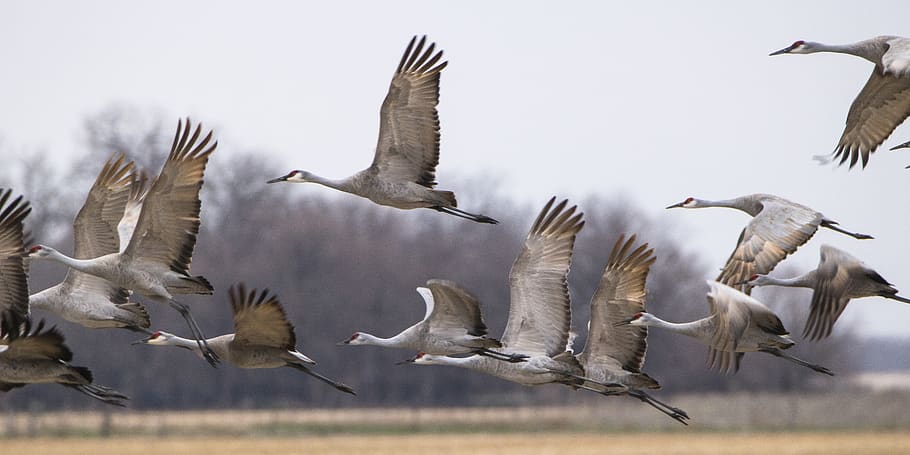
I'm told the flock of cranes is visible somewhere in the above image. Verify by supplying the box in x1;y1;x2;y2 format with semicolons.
2;34;909;426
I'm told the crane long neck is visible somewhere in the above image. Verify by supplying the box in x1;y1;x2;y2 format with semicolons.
698;197;760;216
643;315;710;339
357;332;407;348
308;174;355;194
808;41;885;63
164;335;203;351
42;249;106;275
758;271;817;289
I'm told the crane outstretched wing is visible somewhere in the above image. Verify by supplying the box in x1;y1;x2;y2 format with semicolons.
705;281;787;373
579;234;655;374
123;119;215;275
422;279;492;340
833;69;910;168
803;245;863;340
0;189;30;335
502;198;584;357
230;284;296;350
370;36;447;187
717;199;822;294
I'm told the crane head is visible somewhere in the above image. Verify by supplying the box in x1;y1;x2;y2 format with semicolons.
337;332;365;346
614;312;650;327
409;352;438;365
267;170;311;184
770;40;807;56
666;197;697;209
743;274;770;287
27;244;53;258
132;331;176;346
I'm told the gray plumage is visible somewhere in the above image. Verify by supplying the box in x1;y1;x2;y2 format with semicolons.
667;193;872;294
748;244;910;341
28;154;149;330
138;284;355;395
28;119;218;365
620;281;833;376
341;279;523;362
573;234;688;424
771;36;910;168
267;36;497;224
0;319;128;405
411;198;586;385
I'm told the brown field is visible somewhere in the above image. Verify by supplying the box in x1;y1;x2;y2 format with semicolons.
4;432;910;455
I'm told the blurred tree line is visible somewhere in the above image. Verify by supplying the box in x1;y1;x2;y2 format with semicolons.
0;107;860;411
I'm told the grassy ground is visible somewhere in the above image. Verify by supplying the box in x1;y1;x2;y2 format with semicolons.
4;432;910;455
6;392;910;437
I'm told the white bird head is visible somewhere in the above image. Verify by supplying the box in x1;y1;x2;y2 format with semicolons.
409;352;442;365
338;332;368;346
770;40;814;56
744;274;772;287
267;170;312;184
614;312;655;327
666;197;701;209
133;331;179;347
27;244;56;259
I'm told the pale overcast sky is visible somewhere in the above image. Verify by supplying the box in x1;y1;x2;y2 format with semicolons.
2;1;909;337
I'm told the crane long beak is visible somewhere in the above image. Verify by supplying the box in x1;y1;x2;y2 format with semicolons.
768;46;796;57
266;176;288;184
665;202;684;209
890;140;910;151
131;336;152;345
336;339;351;346
395;357;416;365
613;317;635;327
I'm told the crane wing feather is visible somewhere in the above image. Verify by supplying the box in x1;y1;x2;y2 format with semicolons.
425;279;490;338
1;320;72;362
803;245;857;340
0;189;31;336
123;119;215;275
370;36;447;187
230;284;296;350
717;199;822;294
834;69;910;168
72;154;133;259
502;198;584;357
579;234;655;374
705;281;787;372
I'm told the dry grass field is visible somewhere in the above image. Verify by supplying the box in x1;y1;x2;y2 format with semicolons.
3;432;909;455
3;392;909;454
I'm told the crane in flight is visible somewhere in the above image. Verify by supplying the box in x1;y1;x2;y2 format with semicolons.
267;36;497;224
770;36;910;168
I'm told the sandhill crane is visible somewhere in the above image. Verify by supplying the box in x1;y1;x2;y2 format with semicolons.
667;193;872;294
573;234;688;424
0;192;128;405
340;279;526;362
28;119;219;365
406;198;587;386
267;36;497;224
746;244;910;340
770;36;910;168
0;188;31;335
0;319;129;406
617;281;833;376
28;154;150;331
135;284;355;395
